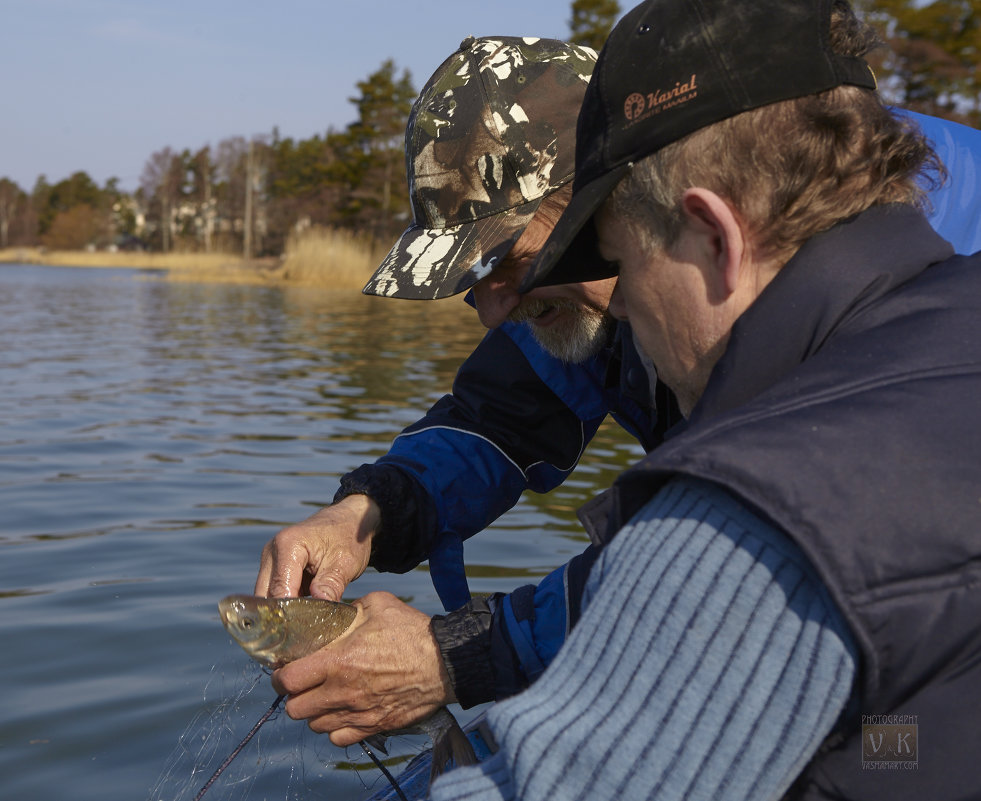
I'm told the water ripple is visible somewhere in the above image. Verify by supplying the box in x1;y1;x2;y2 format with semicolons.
0;264;643;801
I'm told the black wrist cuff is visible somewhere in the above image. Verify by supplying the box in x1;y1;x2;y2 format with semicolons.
431;599;496;709
333;464;433;572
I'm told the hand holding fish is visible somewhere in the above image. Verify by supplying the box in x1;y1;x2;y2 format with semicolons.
271;591;457;748
254;494;379;601
218;590;476;785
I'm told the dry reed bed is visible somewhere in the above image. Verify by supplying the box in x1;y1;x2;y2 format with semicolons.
0;226;390;289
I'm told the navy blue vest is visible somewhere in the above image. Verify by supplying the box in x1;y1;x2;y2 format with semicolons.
581;206;981;799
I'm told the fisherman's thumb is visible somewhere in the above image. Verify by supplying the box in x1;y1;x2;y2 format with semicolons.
310;567;350;602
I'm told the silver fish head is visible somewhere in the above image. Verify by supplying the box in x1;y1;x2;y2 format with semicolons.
219;595;288;668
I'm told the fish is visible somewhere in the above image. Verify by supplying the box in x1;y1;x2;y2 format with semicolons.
218;594;477;780
218;594;358;669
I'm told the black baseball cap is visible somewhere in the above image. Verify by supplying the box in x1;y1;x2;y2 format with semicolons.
521;0;877;291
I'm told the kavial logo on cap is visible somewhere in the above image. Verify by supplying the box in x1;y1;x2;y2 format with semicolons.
625;92;646;121
623;74;699;127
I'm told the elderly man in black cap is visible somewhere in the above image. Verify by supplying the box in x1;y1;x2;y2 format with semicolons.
421;1;981;800
255;13;981;795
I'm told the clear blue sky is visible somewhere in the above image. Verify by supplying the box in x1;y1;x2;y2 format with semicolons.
1;0;610;193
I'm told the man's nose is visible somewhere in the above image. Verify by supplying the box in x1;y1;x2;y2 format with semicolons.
473;274;522;329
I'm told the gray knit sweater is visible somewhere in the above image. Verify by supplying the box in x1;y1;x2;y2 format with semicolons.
430;477;858;801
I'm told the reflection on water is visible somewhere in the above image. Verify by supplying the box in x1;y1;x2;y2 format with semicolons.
0;264;643;801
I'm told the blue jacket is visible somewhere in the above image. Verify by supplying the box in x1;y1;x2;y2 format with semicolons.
905;110;981;254
336;321;675;705
335;111;980;707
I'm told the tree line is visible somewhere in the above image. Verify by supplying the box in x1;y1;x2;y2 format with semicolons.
0;0;975;257
0;57;417;258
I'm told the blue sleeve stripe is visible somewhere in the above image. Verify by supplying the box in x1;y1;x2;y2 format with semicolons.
393;425;529;481
501;594;548;684
393;419;590;482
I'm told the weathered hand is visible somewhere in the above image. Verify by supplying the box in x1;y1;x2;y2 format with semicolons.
271;591;456;747
254;494;378;601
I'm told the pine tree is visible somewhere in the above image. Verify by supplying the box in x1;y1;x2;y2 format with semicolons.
859;0;980;126
334;59;416;241
569;0;621;52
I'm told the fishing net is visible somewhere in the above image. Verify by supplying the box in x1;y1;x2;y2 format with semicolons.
146;661;419;801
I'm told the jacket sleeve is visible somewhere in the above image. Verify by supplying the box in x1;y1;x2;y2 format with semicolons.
897;108;981;255
431;544;601;708
337;320;613;608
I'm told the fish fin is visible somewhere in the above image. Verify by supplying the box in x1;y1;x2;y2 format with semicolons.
429;715;478;782
363;734;389;756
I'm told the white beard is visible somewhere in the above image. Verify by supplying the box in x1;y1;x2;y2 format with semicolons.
509;298;615;363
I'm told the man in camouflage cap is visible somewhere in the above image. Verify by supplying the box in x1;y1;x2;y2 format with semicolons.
364;35;618;362
257;34;673;750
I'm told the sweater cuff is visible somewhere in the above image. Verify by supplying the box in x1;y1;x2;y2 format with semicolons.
431;600;496;709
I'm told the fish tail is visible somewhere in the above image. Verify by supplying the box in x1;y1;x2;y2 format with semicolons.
429;713;478;781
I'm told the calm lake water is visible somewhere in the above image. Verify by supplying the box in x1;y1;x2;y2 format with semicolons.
0;263;643;801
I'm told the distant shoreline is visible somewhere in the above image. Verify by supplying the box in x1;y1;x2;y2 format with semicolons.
0;229;380;290
0;247;296;284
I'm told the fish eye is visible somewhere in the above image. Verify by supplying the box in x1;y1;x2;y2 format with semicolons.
241;616;255;629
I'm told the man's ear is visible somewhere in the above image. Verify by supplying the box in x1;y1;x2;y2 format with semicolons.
679;188;746;296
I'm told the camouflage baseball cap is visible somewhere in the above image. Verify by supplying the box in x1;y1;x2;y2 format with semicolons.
363;36;597;300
